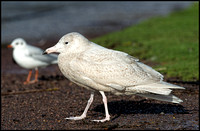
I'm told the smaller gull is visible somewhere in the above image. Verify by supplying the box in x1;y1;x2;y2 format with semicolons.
8;38;58;84
44;32;185;122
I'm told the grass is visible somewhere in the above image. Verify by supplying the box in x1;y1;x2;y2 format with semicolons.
92;3;199;81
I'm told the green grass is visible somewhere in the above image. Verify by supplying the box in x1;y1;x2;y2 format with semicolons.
92;3;199;81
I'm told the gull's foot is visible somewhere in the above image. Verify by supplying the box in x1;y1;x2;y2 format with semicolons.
23;80;38;85
23;81;30;85
65;115;86;121
91;117;110;122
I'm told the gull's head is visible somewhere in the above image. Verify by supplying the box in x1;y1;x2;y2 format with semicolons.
43;32;90;54
7;38;27;49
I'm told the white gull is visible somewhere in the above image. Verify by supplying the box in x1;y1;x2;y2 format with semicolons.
44;32;184;122
8;38;58;84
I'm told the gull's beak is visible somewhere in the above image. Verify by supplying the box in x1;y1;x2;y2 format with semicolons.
43;45;58;55
7;44;12;48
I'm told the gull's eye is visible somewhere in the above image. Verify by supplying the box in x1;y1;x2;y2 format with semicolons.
65;42;68;44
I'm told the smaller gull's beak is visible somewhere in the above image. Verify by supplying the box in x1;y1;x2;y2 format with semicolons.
7;44;12;48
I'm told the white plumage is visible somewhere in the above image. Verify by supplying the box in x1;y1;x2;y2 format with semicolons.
44;32;184;122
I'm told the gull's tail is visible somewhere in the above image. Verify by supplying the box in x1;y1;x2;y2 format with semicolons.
127;81;185;103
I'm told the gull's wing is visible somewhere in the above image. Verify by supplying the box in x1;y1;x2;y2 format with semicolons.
69;46;163;91
25;44;57;64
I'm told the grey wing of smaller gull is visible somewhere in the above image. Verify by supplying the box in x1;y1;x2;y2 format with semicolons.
26;45;58;64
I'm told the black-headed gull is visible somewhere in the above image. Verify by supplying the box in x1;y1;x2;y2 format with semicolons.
8;38;58;84
43;32;184;122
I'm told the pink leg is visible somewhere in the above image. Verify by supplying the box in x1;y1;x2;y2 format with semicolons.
92;91;110;122
65;92;94;120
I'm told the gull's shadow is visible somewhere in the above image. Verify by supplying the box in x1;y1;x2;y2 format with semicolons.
93;99;189;120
